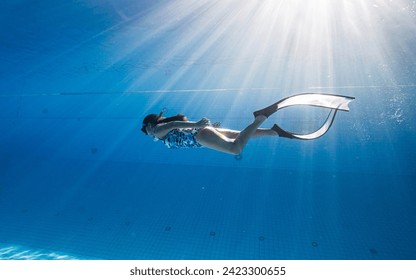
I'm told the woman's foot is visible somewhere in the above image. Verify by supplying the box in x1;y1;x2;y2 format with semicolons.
254;115;267;123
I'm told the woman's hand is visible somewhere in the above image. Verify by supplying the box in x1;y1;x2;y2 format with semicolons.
196;117;211;128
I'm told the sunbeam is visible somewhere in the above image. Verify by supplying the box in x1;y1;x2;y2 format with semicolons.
96;0;415;102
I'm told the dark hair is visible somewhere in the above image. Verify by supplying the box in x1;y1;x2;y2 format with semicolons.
141;113;187;135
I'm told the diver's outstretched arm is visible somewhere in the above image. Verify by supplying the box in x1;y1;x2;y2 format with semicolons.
154;118;211;138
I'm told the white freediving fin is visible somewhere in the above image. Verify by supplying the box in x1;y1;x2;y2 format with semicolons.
254;93;354;118
271;108;338;140
254;93;355;140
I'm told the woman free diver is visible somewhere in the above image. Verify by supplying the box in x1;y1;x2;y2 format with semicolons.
141;93;354;155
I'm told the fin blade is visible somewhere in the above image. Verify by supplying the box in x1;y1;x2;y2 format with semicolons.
272;109;338;140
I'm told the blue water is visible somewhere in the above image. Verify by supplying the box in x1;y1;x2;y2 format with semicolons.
0;0;415;259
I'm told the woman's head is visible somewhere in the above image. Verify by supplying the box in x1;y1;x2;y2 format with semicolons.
141;114;161;135
141;112;187;135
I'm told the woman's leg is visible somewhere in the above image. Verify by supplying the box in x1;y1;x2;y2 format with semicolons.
196;115;273;155
214;128;276;139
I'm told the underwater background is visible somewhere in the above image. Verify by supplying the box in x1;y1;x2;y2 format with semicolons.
0;0;415;259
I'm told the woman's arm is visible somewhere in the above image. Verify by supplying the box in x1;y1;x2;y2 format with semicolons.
154;118;211;138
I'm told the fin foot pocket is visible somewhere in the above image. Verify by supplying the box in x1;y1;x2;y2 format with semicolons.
271;124;295;139
253;102;279;118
